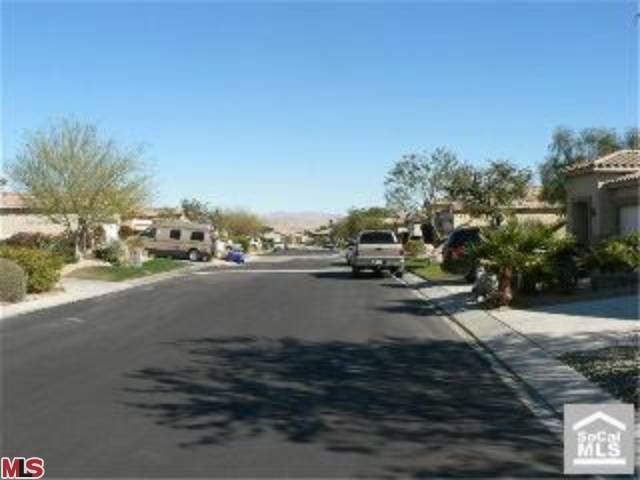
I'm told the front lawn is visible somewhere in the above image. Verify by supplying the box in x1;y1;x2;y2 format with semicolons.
68;258;184;282
561;346;639;407
405;258;464;283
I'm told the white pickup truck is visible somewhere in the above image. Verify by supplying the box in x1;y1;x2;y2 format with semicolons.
351;230;404;277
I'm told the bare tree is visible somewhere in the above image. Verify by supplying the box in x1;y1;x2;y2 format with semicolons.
7;119;152;253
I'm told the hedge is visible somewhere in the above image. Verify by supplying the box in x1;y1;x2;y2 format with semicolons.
0;245;64;293
0;258;27;302
4;232;77;264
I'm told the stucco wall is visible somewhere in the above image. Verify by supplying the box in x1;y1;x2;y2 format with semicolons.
0;213;76;239
450;211;561;228
566;172;638;243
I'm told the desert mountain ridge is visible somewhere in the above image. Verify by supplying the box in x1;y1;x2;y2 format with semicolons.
260;211;343;234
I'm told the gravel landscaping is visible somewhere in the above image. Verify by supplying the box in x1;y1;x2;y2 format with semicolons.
561;345;639;407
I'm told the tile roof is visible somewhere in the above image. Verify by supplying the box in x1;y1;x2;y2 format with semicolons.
431;186;558;212
601;170;640;189
564;149;640;176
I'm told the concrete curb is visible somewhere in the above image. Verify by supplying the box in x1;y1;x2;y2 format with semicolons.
402;272;618;417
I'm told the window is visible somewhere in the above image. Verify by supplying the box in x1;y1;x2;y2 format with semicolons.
190;231;205;241
447;228;480;248
169;229;181;240
141;227;156;239
359;232;396;244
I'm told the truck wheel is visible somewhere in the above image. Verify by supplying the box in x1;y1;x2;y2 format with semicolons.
394;269;404;278
352;266;361;278
188;249;201;262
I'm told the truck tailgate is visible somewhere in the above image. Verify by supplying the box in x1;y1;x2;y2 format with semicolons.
357;243;403;258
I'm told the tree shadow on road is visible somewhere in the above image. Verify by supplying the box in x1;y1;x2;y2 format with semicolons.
122;336;562;477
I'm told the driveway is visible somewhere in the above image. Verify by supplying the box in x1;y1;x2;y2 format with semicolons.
1;251;563;478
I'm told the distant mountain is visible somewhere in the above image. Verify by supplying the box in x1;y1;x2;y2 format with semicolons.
261;211;343;234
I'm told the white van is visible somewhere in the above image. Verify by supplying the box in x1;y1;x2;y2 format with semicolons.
139;222;213;261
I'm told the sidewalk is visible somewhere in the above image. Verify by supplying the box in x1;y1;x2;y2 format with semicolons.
404;274;640;470
402;273;622;414
491;295;639;357
0;259;231;320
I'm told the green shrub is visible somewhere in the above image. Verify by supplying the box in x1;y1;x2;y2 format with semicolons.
233;236;251;253
404;239;425;257
4;232;77;264
0;245;63;293
471;220;582;298
0;258;27;302
4;232;52;249
585;233;640;274
542;238;579;294
94;241;126;265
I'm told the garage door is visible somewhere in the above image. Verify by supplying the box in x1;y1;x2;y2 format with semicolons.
619;205;640;235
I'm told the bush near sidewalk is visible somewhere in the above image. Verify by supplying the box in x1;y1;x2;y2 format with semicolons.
0;258;27;302
585;232;640;274
0;245;64;293
3;232;77;264
469;220;579;306
94;240;127;265
403;239;425;258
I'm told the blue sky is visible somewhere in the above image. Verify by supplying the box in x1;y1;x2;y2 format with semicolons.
2;1;637;214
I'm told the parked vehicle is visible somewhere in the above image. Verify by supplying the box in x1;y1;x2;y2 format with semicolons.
226;249;246;264
441;227;480;281
351;230;404;277
139;222;213;262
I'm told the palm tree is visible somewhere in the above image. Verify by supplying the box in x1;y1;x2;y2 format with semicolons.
471;220;553;305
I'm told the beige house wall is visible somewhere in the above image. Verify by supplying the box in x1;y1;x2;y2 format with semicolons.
0;213;77;239
449;211;561;228
566;172;638;243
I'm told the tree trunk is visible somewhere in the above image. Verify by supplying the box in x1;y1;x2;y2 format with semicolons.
75;219;90;257
498;266;514;306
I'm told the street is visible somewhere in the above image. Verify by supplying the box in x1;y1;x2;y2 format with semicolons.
2;250;563;478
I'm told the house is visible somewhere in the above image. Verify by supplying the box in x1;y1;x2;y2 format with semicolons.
262;231;284;244
0;188;76;240
431;186;562;235
0;189;124;242
0;178;162;242
564;150;640;245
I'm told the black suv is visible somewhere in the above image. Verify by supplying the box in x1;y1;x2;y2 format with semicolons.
441;227;481;281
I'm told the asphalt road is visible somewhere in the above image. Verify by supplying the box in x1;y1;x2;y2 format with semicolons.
2;250;563;478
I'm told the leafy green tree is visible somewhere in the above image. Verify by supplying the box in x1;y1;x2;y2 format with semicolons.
181;198;214;223
446;159;532;227
623;128;640;149
384;147;459;222
539;126;637;207
7;119;151;253
217;209;265;238
331;207;393;241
